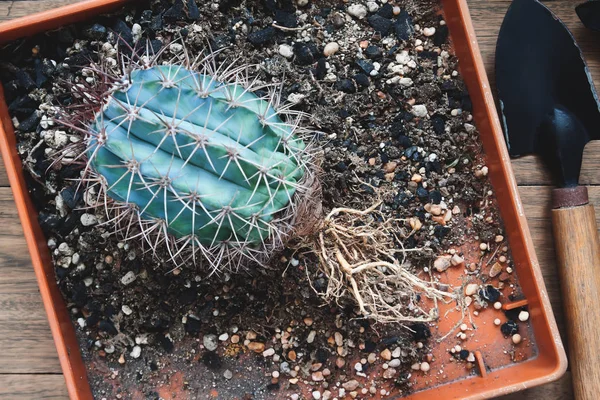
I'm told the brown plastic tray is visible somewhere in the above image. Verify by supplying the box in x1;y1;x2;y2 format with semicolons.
0;0;567;399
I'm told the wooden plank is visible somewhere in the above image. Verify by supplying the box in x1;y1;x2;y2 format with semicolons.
500;371;573;400
0;159;7;187
0;0;82;23
0;188;62;374
0;374;68;399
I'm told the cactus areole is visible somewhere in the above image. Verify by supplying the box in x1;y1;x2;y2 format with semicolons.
83;64;311;268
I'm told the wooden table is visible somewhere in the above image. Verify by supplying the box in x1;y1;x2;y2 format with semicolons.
0;0;590;398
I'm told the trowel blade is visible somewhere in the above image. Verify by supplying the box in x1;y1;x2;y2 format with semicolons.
496;0;600;186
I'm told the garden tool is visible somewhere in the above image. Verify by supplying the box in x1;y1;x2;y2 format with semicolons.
576;0;600;31
496;0;600;398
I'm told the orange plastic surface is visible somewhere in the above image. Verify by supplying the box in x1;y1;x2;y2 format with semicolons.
0;0;567;399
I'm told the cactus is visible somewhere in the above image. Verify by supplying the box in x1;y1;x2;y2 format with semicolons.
56;46;317;272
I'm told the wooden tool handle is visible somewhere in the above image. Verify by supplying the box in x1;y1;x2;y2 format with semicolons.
552;186;600;400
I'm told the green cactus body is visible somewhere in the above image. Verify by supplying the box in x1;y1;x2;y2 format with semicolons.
88;65;307;247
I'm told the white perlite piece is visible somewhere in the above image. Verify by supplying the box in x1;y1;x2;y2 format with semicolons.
347;4;368;19
287;93;306;104
203;334;219;351
132;23;142;43
121;305;133;315
398;77;413;87
278;44;294;59
224;369;233;379
130;345;141;359
411;104;428;118
80;213;98;226
120;271;137;286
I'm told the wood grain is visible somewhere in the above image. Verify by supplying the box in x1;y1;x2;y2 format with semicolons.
500;372;574;400
0;374;68;399
552;198;600;399
0;188;62;374
0;0;82;23
0;0;595;398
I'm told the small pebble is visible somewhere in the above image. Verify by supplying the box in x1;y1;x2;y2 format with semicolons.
518;311;530;322
278;44;294;59
219;333;229;342
433;255;452;272
389;359;401;368
343;380;360;391
494;318;501;326
494;302;502;310
411;104;428;118
80;213;97;226
347;4;368;19
420;362;430;372
380;348;392;361
324;42;340;56
465;283;479;296
263;348;275;357
423;27;436;36
451;254;465;266
382;368;397;379
489;262;503;278
247;342;265;353
512;334;522;344
224;370;233;379
120;271;136;286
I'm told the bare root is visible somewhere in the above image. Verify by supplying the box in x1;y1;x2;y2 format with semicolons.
302;201;455;324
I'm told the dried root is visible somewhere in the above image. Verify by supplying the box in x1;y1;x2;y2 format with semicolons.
302;200;455;324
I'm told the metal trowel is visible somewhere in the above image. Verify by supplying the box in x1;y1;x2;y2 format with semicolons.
496;0;600;398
